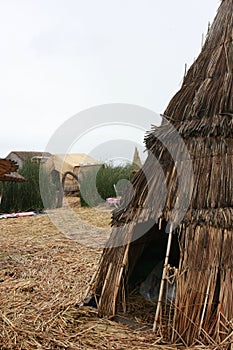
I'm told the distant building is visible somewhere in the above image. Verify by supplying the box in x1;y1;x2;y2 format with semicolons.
6;151;52;169
44;153;102;193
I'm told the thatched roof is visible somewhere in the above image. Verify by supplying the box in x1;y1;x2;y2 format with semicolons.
44;153;101;174
6;151;52;162
0;158;18;176
147;0;233;143
132;147;142;168
90;0;233;347
0;158;25;182
112;0;233;229
0;172;26;182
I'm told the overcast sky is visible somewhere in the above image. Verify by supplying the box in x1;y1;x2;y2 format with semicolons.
0;0;220;162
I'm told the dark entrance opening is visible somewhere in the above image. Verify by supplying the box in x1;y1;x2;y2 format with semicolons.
115;220;180;326
127;220;180;292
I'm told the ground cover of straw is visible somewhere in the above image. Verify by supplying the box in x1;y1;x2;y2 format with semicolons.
0;198;212;350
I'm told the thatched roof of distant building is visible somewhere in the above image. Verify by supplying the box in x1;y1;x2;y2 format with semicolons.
6;151;52;162
45;153;101;175
88;0;233;347
6;151;52;169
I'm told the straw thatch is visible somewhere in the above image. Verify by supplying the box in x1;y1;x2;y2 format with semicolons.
90;0;233;347
0;158;25;182
0;172;26;182
132;147;142;169
0;158;18;176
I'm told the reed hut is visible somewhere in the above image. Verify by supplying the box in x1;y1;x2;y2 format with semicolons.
88;0;233;347
44;153;101;193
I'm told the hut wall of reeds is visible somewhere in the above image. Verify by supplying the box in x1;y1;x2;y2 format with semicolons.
89;0;233;346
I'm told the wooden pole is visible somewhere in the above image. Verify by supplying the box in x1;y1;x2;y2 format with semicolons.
153;225;173;332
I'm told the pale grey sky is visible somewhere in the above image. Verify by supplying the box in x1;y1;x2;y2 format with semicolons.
0;0;220;161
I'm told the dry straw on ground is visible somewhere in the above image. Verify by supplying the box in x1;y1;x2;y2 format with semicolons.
0;200;166;349
0;198;218;350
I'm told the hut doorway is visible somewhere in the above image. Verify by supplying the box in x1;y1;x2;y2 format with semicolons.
126;221;180;311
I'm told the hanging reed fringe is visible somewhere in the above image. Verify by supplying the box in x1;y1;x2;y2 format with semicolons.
90;0;233;347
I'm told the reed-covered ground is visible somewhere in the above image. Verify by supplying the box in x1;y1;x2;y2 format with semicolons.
0;198;212;349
